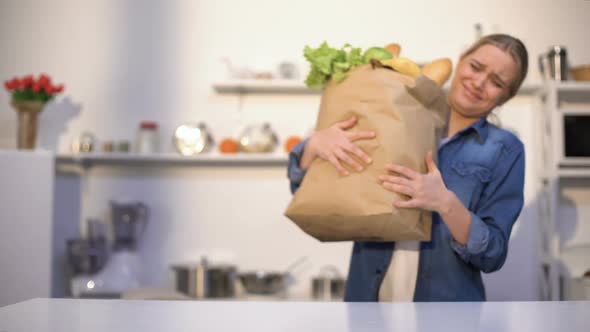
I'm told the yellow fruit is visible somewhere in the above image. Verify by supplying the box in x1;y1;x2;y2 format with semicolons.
422;58;453;86
384;43;401;57
381;57;422;78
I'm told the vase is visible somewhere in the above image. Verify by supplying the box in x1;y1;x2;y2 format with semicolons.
11;100;45;150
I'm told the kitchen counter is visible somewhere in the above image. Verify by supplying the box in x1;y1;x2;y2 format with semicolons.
1;299;589;331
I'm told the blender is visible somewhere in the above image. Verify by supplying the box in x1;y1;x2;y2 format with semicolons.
70;201;148;297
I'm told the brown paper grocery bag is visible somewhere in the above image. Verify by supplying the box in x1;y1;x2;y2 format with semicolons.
284;64;449;242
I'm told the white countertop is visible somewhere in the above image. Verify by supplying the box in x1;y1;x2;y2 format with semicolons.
0;298;589;332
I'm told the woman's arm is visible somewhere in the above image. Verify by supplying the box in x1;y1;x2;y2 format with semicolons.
300;116;375;174
380;146;525;273
287;116;375;193
287;139;309;194
379;151;471;244
437;190;472;245
447;146;525;272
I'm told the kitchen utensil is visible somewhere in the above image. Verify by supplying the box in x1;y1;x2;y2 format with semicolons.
117;141;131;153
220;57;255;79
110;201;148;251
66;237;108;275
238;271;287;295
136;121;160;154
67;219;109;276
71;132;96;153
172;258;237;299
173;123;213;155
102;141;114;153
239;256;308;295
278;62;299;79
311;265;345;301
70;201;150;298
80;132;96;152
86;218;108;241
538;46;569;81
570;65;590;81
238;123;278;153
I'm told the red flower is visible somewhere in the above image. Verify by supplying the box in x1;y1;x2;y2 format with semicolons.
5;73;64;100
44;84;54;95
10;78;20;89
38;74;51;87
22;75;34;88
13;79;24;89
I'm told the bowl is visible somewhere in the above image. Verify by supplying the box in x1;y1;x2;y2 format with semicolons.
570;65;590;81
238;271;289;295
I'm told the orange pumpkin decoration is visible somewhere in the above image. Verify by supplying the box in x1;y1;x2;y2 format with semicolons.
219;138;239;154
284;136;303;153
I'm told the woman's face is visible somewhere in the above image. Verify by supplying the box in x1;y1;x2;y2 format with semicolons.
448;44;519;119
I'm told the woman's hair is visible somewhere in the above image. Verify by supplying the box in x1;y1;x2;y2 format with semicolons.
462;34;529;101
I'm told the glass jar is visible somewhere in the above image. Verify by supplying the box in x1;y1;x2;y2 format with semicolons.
136;121;159;154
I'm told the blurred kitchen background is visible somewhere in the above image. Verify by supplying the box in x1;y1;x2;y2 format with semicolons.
1;0;589;306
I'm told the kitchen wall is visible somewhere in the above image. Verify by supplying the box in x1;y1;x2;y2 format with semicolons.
1;0;589;299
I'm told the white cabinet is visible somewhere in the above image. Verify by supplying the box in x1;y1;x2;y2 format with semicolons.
0;150;80;306
536;82;590;300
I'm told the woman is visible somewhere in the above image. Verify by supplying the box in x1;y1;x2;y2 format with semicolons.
288;34;528;302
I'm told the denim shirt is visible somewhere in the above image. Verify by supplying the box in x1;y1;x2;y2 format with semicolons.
287;118;525;302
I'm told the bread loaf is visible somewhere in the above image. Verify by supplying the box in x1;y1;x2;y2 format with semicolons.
421;58;453;86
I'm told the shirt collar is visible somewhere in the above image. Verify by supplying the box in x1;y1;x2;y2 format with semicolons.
455;117;490;144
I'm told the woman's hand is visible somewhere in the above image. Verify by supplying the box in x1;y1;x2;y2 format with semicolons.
299;116;376;175
379;151;451;213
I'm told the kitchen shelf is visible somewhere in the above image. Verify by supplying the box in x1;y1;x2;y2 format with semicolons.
56;152;289;168
213;79;542;95
518;84;543;95
558;107;590;113
556;168;590;178
537;169;590;180
547;81;590;92
212;79;320;94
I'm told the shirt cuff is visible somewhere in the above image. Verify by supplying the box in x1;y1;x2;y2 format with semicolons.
450;212;490;260
287;138;309;184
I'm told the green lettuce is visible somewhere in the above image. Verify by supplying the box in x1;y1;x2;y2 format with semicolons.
362;47;393;63
303;42;391;89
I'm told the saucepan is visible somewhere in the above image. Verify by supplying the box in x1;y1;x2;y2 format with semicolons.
239;256;308;295
311;265;346;301
171;257;237;299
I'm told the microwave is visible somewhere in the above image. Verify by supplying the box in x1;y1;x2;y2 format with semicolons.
551;108;590;167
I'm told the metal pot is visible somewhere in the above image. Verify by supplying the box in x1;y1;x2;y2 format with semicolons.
311;266;345;301
238;256;308;295
173;123;213;155
238;123;278;153
172;258;237;299
66;237;108;275
239;271;291;295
